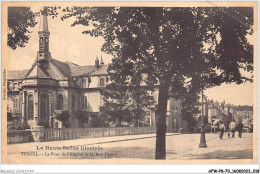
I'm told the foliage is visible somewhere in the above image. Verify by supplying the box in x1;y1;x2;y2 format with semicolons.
198;114;209;125
127;73;155;127
8;6;253;159
99;83;132;127
99;76;154;127
7;6;62;50
61;6;253;159
7;112;13;122
8;7;37;50
186;116;198;132
62;7;253;85
54;110;70;128
7;119;30;130
128;87;154;127
89;113;105;128
75;111;89;122
232;105;253;111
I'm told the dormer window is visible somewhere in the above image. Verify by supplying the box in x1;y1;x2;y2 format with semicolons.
82;78;88;88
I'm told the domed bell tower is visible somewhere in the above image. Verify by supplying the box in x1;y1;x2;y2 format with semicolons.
37;8;51;61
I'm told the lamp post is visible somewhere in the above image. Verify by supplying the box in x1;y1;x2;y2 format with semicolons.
199;89;207;148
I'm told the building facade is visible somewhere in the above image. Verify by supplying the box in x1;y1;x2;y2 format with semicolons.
7;12;183;132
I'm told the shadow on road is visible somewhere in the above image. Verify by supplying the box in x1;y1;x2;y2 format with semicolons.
60;146;155;159
185;149;253;159
74;133;179;148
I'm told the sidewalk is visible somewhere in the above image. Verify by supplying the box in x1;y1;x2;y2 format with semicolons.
7;133;179;155
169;133;253;159
5;132;253;163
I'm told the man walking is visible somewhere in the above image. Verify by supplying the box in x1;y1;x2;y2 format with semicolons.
219;121;225;139
236;121;244;138
229;120;236;138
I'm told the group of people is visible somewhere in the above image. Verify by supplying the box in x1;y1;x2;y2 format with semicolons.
218;120;244;139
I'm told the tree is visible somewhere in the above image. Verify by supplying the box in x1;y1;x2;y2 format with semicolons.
128;87;154;127
127;73;155;127
7;6;61;50
180;91;201;132
54;110;70;128
100;71;154;127
8;7;37;50
74;111;89;127
100;83;132;127
62;7;253;159
59;7;253;159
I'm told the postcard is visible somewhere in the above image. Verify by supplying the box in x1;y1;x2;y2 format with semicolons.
1;1;258;165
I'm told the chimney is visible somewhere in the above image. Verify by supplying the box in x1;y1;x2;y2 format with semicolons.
95;56;99;69
100;55;104;66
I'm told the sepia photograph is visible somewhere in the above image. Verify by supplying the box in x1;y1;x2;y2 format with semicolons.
1;1;258;169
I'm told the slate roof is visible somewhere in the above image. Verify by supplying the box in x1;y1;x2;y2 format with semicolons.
70;65;96;77
8;59;109;81
88;65;109;76
66;61;79;68
8;70;29;80
51;59;71;78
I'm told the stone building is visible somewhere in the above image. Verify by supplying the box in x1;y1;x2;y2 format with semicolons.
7;12;183;131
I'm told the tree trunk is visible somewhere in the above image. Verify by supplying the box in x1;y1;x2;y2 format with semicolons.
135;86;140;127
134;112;139;127
155;79;169;159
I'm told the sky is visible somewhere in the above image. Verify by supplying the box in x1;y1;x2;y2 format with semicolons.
8;9;254;106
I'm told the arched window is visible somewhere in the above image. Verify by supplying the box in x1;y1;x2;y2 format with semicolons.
55;122;59;128
57;95;63;110
28;94;34;120
40;94;48;122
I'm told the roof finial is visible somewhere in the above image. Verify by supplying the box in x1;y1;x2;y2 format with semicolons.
39;7;49;32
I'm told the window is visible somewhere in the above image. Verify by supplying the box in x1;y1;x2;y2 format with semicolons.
100;78;105;87
82;78;88;88
40;94;48;122
81;95;88;108
13;98;19;109
13;83;18;89
28;95;34;120
82;79;86;88
57;95;63;110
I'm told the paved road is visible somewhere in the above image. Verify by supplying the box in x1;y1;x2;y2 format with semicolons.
6;132;253;163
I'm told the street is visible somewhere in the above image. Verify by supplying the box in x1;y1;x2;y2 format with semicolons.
6;132;253;163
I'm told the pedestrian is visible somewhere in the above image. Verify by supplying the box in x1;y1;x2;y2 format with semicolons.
236;122;244;138
219;121;225;139
229;120;236;138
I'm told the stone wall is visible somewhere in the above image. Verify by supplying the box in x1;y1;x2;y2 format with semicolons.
7;130;32;144
7;127;156;144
